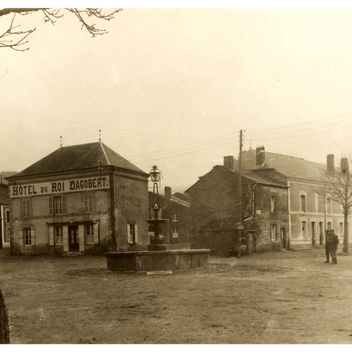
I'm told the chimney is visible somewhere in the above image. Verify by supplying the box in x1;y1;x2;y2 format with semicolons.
256;146;265;166
165;186;172;200
341;157;349;175
224;156;235;170
327;154;335;174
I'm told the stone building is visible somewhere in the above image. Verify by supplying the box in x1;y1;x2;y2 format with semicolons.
6;142;150;255
234;147;348;249
0;184;10;249
186;157;289;256
148;187;191;249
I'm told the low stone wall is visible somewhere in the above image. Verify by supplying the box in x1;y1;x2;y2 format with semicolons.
106;249;210;272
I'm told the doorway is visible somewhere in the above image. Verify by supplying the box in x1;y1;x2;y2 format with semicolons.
281;228;286;249
319;222;323;246
68;225;79;251
311;222;316;246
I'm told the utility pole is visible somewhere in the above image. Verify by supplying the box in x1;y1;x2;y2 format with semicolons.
237;130;244;258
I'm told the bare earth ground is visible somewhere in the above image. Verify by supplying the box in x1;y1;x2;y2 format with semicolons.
1;248;352;344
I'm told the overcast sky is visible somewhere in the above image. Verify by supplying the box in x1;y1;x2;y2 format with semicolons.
2;6;352;192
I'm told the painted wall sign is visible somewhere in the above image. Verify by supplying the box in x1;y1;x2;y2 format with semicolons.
9;176;109;198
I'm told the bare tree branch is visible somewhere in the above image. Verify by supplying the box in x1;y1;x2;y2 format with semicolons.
0;8;122;51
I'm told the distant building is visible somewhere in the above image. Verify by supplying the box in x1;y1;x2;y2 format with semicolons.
148;187;191;249
0;183;10;249
6;142;150;255
186;157;289;256
234;147;349;249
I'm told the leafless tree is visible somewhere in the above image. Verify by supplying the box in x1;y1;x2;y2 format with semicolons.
0;8;122;51
0;288;9;344
318;156;352;254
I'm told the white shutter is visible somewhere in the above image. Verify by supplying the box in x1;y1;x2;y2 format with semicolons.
134;225;138;243
93;223;99;244
78;225;85;252
31;229;36;246
49;226;54;246
18;230;23;246
63;226;69;252
127;224;133;244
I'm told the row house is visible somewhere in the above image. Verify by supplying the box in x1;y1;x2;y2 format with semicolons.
6;142;150;255
235;147;348;249
186;157;289;256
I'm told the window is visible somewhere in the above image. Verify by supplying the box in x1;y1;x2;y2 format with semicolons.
300;195;306;212
270;224;277;241
172;213;178;222
327;221;332;230
6;210;9;223
127;224;138;244
49;196;66;215
172;227;179;238
302;221;307;238
83;194;94;213
271;196;277;213
22;199;31;217
85;224;94;244
54;226;63;245
24;228;32;246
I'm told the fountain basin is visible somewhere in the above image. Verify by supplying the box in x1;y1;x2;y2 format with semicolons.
106;249;210;272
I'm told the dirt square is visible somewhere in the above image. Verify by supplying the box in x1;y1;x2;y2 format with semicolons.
1;248;352;344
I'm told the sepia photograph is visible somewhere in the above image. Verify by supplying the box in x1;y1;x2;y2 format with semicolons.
1;2;352;345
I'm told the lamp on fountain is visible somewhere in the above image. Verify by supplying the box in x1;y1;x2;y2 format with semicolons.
150;165;161;219
148;165;167;251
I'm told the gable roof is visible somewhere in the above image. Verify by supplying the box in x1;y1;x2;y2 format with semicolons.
8;142;147;179
187;165;287;193
235;149;326;182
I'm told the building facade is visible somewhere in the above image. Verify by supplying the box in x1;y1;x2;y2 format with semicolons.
186;159;289;256
6;142;150;255
236;147;349;249
148;186;191;249
0;184;10;249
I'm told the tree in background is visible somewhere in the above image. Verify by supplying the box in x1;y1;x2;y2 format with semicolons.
319;156;352;254
0;8;122;51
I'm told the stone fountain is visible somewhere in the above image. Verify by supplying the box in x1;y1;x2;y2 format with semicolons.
106;166;209;273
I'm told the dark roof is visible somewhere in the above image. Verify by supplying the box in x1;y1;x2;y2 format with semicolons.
173;192;190;203
8;142;147;179
186;165;287;194
236;149;326;182
242;170;287;188
0;184;9;204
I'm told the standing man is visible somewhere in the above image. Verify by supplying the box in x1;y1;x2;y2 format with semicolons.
329;230;339;265
324;230;331;263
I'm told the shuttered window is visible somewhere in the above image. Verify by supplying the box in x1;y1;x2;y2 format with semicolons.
22;199;31;217
85;224;94;244
49;196;66;215
83;194;94;212
23;228;35;246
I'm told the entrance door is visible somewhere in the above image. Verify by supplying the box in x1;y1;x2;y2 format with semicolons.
281;228;286;249
311;222;316;246
319;222;323;246
68;225;79;251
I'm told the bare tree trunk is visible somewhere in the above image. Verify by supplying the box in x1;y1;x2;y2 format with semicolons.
344;208;349;253
0;288;10;344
